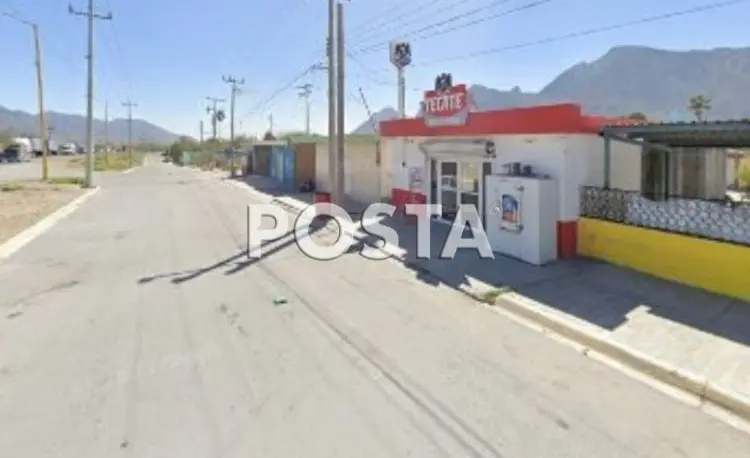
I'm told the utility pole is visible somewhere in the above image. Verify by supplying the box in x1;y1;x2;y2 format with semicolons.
222;75;244;146
69;1;112;188
2;12;50;180
222;75;244;176
335;1;346;206
122;100;138;167
300;85;313;135
205;97;225;140
68;1;111;186
104;101;109;166
327;0;337;203
268;113;274;134
103;101;108;149
297;83;313;135
199;120;204;143
32;23;49;180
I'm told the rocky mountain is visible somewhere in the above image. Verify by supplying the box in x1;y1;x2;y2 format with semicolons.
357;45;750;130
0;105;180;145
350;107;400;134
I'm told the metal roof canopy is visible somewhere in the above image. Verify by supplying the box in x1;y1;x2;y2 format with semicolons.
600;121;750;148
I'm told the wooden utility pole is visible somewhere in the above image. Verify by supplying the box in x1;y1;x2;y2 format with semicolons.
122;100;138;167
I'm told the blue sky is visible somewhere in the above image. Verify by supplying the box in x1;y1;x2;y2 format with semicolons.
1;0;748;140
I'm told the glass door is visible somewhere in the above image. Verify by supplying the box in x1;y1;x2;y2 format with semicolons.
440;161;458;221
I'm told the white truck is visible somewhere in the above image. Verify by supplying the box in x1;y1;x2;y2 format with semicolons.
1;137;32;162
29;137;59;156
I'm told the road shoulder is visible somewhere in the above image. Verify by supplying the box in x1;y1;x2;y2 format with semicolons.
0;181;99;260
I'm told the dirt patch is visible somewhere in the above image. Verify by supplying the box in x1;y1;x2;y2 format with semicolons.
0;181;84;244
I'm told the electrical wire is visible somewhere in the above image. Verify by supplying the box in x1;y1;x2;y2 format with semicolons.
350;0;510;47
346;50;422;92
347;0;458;43
414;0;750;66
103;0;134;101
241;62;322;120
353;0;555;54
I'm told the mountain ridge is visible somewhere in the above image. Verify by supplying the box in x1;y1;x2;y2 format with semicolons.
351;44;750;134
0;105;181;145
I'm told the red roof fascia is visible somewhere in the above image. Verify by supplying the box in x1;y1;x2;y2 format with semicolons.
380;103;595;137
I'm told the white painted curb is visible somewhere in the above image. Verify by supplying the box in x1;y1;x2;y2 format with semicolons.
228;177;750;422
0;187;101;260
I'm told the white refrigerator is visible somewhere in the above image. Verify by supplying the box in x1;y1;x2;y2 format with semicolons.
485;174;559;265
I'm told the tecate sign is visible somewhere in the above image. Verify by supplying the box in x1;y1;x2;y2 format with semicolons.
422;84;469;127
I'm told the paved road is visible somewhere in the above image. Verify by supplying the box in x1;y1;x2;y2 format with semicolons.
0;156;81;181
0;163;748;458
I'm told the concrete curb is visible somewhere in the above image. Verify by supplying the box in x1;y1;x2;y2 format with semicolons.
230;178;750;422
0;186;101;261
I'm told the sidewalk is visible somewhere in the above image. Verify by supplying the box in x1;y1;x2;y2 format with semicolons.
234;173;750;420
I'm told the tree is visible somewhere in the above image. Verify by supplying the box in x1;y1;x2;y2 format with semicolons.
738;163;750;190
627;112;648;122
0;131;12;147
688;95;712;122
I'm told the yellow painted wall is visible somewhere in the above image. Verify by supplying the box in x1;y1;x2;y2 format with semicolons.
578;218;750;301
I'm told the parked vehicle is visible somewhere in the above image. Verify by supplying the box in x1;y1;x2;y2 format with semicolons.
30;138;59;156
59;143;78;155
2;143;31;162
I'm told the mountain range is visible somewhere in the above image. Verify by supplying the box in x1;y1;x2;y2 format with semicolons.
0;105;180;145
351;45;750;134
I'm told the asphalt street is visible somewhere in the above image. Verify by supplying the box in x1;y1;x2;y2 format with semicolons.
0;162;748;457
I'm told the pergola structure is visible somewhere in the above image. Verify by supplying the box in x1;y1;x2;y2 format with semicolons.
598;120;750;188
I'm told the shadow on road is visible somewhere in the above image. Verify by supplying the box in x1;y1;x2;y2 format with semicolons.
136;217;331;285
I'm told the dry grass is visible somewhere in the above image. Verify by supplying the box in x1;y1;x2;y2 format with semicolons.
68;152;143;171
0;180;84;245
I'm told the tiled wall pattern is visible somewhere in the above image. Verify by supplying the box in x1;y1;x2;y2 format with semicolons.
581;186;750;245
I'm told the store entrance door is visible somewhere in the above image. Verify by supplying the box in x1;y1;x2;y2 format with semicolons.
430;159;492;226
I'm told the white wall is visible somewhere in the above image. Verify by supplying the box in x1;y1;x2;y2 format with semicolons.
572;135;641;191
388;134;583;220
316;141;382;203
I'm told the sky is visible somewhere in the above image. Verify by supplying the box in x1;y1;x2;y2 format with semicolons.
0;0;749;140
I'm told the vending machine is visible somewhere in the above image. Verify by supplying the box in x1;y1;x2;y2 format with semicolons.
485;174;559;265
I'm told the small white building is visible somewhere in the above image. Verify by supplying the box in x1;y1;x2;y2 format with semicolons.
379;94;637;259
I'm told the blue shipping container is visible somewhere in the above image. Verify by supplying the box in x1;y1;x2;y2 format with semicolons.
270;146;295;189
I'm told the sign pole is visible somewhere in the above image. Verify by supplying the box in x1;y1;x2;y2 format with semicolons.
390;41;412;218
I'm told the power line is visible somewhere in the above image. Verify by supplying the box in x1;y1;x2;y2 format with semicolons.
415;0;750;66
347;0;457;43
102;0;133;100
240;62;320;120
346;51;421;92
354;0;555;54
